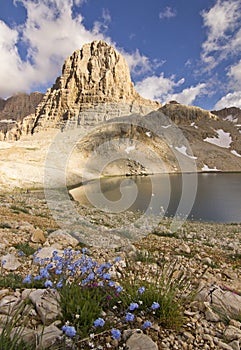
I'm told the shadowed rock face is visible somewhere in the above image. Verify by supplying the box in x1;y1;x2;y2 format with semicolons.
0;92;43;141
0;92;43;121
31;40;160;132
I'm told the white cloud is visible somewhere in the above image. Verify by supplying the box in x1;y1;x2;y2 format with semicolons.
228;59;241;89
0;0;108;98
201;0;241;69
135;73;206;106
0;0;151;98
168;83;207;105
121;49;152;76
135;73;184;101
159;6;176;20
214;91;241;109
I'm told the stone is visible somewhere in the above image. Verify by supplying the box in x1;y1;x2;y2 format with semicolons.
204;302;222;322
0;295;21;315
195;284;241;319
35;247;62;260
36;324;62;349
229;340;240;350
178;243;191;254
10;327;36;345
126;332;158;350
31;229;46;243
29;289;61;325
1;253;21;270
224;325;241;341
47;230;79;247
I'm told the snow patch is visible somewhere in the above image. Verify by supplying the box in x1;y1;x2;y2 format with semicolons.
125;145;135;154
145;131;151;137
202;164;220;172
0;119;15;124
190;122;198;129
231;150;241;157
162;124;171;129
204;129;232;148
175;146;197;159
224;115;238;123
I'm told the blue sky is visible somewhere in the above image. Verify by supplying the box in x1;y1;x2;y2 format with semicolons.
0;0;241;110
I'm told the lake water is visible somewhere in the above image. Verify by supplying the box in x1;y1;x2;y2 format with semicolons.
70;173;241;223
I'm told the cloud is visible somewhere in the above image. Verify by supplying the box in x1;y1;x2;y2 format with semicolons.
0;0;151;98
214;91;241;109
201;0;241;69
120;49;157;76
228;59;241;89
168;83;207;105
135;73;184;101
135;73;206;105
159;6;176;20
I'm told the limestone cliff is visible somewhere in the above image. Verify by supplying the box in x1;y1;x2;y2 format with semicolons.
0;92;43;140
31;40;160;132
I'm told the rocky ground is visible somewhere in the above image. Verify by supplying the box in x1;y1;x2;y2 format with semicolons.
0;191;241;349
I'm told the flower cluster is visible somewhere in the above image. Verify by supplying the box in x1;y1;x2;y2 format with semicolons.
22;248;161;344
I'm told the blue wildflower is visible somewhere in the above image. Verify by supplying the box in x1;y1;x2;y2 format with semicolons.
111;328;121;340
62;325;76;338
23;275;32;284
34;275;42;281
138;286;145;294
103;273;111;280
44;280;53;288
55;269;62;275
114;256;121;262
94;318;105;327
56;280;63;288
116;286;123;293
129;302;139;311
151;302;160;310
143;321;152;329
125;312;135;322
18;251;25;257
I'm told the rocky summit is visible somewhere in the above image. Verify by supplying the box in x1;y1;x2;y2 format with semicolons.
31;40;160;133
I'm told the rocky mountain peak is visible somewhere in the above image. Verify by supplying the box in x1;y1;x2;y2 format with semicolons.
31;40;160;132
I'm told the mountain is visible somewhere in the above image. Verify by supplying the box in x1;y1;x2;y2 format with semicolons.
0;92;43;140
31;40;160;133
0;41;240;190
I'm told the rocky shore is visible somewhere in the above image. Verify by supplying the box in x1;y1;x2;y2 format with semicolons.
0;191;241;349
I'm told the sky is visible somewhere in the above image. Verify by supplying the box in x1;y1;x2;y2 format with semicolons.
0;0;241;111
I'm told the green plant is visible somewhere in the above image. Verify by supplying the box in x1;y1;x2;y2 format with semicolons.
110;258;190;329
0;273;24;289
134;250;156;263
0;301;33;350
152;229;178;239
14;243;36;257
59;283;108;338
10;205;29;214
0;223;12;229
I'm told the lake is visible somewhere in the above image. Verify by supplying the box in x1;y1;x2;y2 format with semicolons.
70;173;241;223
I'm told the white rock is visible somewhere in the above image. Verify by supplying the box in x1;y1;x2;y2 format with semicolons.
29;289;61;325
126;332;158;350
35;247;62;260
1;253;21;270
224;325;241;341
36;324;62;349
229;340;240;350
47;230;79;247
196;284;241;319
